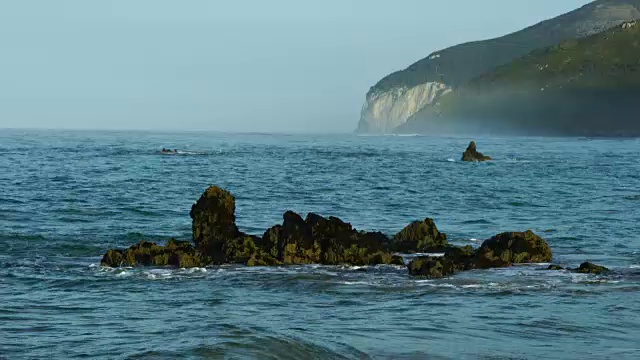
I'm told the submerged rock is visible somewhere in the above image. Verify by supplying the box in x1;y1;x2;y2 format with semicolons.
546;264;566;271
406;245;474;278
407;256;455;278
100;239;201;268
546;262;609;274
391;218;448;253
461;141;492;162
475;230;552;269
576;262;609;274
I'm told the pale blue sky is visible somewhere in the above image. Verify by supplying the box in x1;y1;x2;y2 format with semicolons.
0;0;591;132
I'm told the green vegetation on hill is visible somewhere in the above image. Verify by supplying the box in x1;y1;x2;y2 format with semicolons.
368;0;640;97
400;22;640;136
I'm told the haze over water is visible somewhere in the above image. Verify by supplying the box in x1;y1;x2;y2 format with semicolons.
1;130;639;359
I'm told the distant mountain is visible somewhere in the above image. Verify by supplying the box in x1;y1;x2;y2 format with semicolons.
356;0;640;133
398;21;640;136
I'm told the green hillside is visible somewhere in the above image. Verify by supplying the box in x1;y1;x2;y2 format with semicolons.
400;22;640;136
368;0;640;98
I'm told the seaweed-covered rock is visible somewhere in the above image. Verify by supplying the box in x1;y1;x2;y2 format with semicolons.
475;230;552;269
259;211;403;266
101;249;124;267
407;256;455;278
462;141;492;162
190;186;241;263
392;218;448;253
576;262;609;274
444;245;476;271
100;240;202;268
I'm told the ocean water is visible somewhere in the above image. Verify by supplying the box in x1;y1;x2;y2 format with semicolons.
1;129;639;359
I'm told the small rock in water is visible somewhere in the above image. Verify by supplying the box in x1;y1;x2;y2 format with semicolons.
546;264;565;270
576;262;609;274
462;141;492;162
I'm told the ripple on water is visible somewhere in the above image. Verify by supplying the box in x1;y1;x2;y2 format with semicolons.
1;131;639;359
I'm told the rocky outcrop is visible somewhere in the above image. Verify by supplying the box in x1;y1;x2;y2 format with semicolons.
408;231;553;278
475;230;552;268
190;186;241;264
102;186;404;268
100;239;201;268
101;186;606;281
461;141;492;162
357;82;450;133
357;0;640;134
391;218;448;253
259;212;404;266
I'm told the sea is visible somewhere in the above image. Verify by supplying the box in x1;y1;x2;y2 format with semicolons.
1;129;639;359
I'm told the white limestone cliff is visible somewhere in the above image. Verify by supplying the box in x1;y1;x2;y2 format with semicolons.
357;82;451;133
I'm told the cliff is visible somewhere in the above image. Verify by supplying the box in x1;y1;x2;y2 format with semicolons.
399;21;640;136
356;0;640;133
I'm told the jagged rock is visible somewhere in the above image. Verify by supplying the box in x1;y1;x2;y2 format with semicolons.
100;239;202;268
101;186;566;278
190;186;241;263
461;141;492;162
475;230;552;268
391;218;448;253
407;256;455;278
259;211;403;266
576;262;609;274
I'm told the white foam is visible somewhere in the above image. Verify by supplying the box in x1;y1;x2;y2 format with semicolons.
176;150;203;155
115;270;131;278
341;281;370;285
447;158;455;162
412;252;445;257
425;283;457;288
630;265;640;269
461;284;481;289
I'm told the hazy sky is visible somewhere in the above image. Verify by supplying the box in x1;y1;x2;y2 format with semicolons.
0;0;591;133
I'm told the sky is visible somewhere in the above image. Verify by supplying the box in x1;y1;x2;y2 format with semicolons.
0;0;592;133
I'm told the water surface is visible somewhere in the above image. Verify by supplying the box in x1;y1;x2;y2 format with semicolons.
1;130;639;359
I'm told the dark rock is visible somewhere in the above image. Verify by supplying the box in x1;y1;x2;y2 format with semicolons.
101;249;124;267
391;218;448;253
461;141;492;162
407;256;455;278
576;262;609;274
100;240;202;268
190;186;240;263
258;211;403;266
444;245;476;271
475;230;552;269
546;264;566;270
